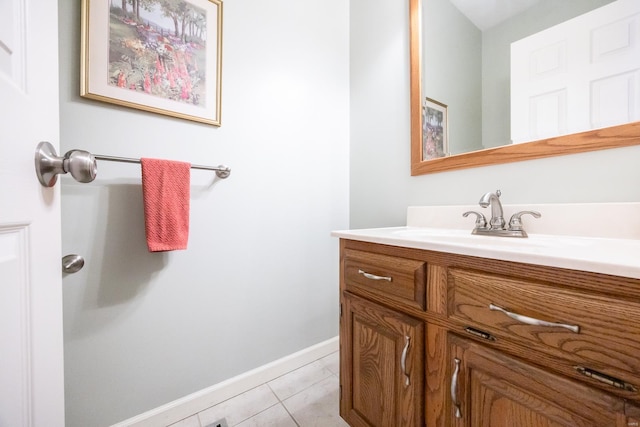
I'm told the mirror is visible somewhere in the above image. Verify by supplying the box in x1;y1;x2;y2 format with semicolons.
410;0;640;175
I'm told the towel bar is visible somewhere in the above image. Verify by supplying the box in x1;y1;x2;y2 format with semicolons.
35;141;231;187
93;154;231;176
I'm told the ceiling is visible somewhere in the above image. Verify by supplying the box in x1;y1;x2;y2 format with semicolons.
447;0;541;31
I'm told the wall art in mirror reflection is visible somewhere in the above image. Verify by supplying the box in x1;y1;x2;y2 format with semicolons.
422;97;448;160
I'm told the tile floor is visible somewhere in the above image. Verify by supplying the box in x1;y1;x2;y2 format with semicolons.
168;351;348;427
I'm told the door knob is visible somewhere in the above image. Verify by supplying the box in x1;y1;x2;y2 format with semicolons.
62;254;85;274
35;141;97;187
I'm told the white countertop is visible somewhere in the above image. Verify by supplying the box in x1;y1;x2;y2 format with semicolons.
332;203;640;279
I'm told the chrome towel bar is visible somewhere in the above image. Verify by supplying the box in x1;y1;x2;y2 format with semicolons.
35;141;231;187
93;154;230;175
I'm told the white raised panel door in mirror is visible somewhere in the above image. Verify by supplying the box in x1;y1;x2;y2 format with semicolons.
511;0;640;144
0;0;64;425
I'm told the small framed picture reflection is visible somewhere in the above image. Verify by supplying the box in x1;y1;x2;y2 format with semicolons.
422;97;448;160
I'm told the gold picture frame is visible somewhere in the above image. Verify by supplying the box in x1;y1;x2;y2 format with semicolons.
81;0;223;126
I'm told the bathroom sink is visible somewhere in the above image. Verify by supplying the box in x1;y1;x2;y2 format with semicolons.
333;203;640;279
332;225;640;279
392;227;471;238
391;227;595;251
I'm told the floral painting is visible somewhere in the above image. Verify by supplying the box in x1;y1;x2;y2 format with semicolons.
82;0;222;125
109;0;208;106
422;97;448;160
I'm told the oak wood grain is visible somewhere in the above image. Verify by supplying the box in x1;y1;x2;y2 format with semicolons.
338;239;640;426
448;267;640;393
427;264;448;315
426;323;448;426
451;334;626;426
341;293;424;427
344;248;426;310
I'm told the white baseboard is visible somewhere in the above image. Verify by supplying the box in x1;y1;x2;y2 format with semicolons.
110;336;339;427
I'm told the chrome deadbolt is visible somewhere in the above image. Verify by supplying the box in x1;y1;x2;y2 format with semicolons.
62;254;85;274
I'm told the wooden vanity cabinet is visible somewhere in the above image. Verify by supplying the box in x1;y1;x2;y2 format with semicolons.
340;293;424;426
448;267;640;394
339;243;427;426
338;238;640;427
449;334;628;427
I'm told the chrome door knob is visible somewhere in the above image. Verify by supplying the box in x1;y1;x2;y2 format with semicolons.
35;141;98;187
64;150;97;183
62;254;85;274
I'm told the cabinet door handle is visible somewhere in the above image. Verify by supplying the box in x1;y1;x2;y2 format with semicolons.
358;269;392;282
451;358;462;418
401;336;410;386
489;303;580;333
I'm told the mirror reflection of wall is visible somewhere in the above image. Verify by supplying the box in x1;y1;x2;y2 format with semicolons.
422;0;615;156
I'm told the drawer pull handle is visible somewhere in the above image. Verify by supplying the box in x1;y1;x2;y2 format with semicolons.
574;366;638;392
401;335;410;386
358;269;392;282
451;358;462;418
489;303;580;333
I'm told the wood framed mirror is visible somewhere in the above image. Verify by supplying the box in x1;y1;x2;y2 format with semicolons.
409;0;640;175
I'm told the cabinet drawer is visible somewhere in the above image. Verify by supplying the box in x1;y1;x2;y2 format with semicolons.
448;268;640;393
343;248;426;310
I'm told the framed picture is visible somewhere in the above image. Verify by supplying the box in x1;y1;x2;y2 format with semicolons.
422;97;448;160
81;0;223;126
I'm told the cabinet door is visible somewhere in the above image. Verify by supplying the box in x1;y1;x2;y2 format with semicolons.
340;293;424;427
449;334;627;427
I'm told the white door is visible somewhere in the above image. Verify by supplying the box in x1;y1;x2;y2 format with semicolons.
0;0;64;426
511;0;640;143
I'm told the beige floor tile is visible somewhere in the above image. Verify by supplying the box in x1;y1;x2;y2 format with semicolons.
234;404;297;427
268;360;334;401
319;351;339;375
198;384;279;427
283;375;348;427
191;351;347;427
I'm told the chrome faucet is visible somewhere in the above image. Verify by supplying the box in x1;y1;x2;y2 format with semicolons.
479;190;505;230
463;190;541;238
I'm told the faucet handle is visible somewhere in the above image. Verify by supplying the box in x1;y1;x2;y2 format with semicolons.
508;211;541;231
463;211;487;229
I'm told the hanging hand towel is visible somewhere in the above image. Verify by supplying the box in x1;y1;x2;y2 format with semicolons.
141;158;191;252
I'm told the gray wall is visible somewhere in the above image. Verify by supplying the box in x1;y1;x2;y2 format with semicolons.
58;1;349;426
351;0;640;229
422;0;482;154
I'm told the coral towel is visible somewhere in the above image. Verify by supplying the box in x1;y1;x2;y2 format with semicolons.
141;158;191;252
